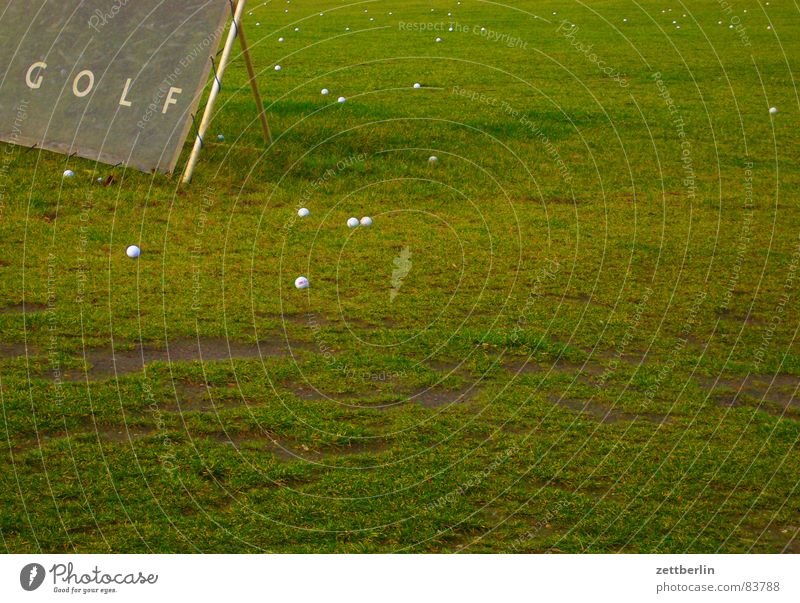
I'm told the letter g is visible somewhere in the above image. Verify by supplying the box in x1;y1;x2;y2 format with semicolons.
26;61;47;89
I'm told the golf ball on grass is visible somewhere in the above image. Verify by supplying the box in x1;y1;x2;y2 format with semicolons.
321;88;329;95
337;96;346;103
429;155;438;164
63;169;75;178
295;276;309;289
217;134;225;141
360;216;373;227
347;217;359;228
769;107;778;115
274;65;282;71
413;83;421;89
126;245;141;259
298;207;310;217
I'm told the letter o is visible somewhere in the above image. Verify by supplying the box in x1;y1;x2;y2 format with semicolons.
72;70;95;97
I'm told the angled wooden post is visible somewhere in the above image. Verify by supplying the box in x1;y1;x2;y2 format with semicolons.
181;0;247;184
238;24;272;145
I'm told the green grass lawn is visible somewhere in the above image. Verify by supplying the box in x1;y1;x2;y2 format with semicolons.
1;0;799;553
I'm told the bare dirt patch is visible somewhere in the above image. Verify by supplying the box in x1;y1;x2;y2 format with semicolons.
260;311;382;332
282;380;339;401
545;293;611;308
92;425;157;443
9;424;156;453
281;379;393;404
740;521;800;553
58;336;313;381
588;347;647;367
756;526;800;553
0;302;47;314
547;395;671;425
698;374;799;417
505;357;605;380
204;430;389;463
0;342;38;358
546;197;591;206
162;382;246;412
505;359;547;375
425;358;473;377
405;383;479;409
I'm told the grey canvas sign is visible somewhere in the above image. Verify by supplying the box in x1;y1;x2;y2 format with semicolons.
0;0;230;173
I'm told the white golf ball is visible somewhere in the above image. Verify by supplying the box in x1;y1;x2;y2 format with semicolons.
63;169;75;178
360;216;373;227
428;155;438;163
278;37;284;42
337;96;346;103
769;106;778;115
298;207;310;217
321;88;329;95
217;134;225;141
435;37;442;42
294;27;299;31
295;276;309;289
97;177;103;183
347;217;359;228
274;64;282;71
413;83;421;89
126;245;141;259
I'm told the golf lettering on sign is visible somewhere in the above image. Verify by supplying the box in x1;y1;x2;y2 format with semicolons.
0;0;230;173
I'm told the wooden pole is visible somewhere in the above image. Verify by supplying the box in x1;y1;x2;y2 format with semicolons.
181;0;247;184
238;24;272;145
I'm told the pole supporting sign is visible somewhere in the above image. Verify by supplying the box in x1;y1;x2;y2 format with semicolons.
0;0;267;179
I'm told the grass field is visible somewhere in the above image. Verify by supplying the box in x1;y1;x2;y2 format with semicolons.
1;0;799;553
